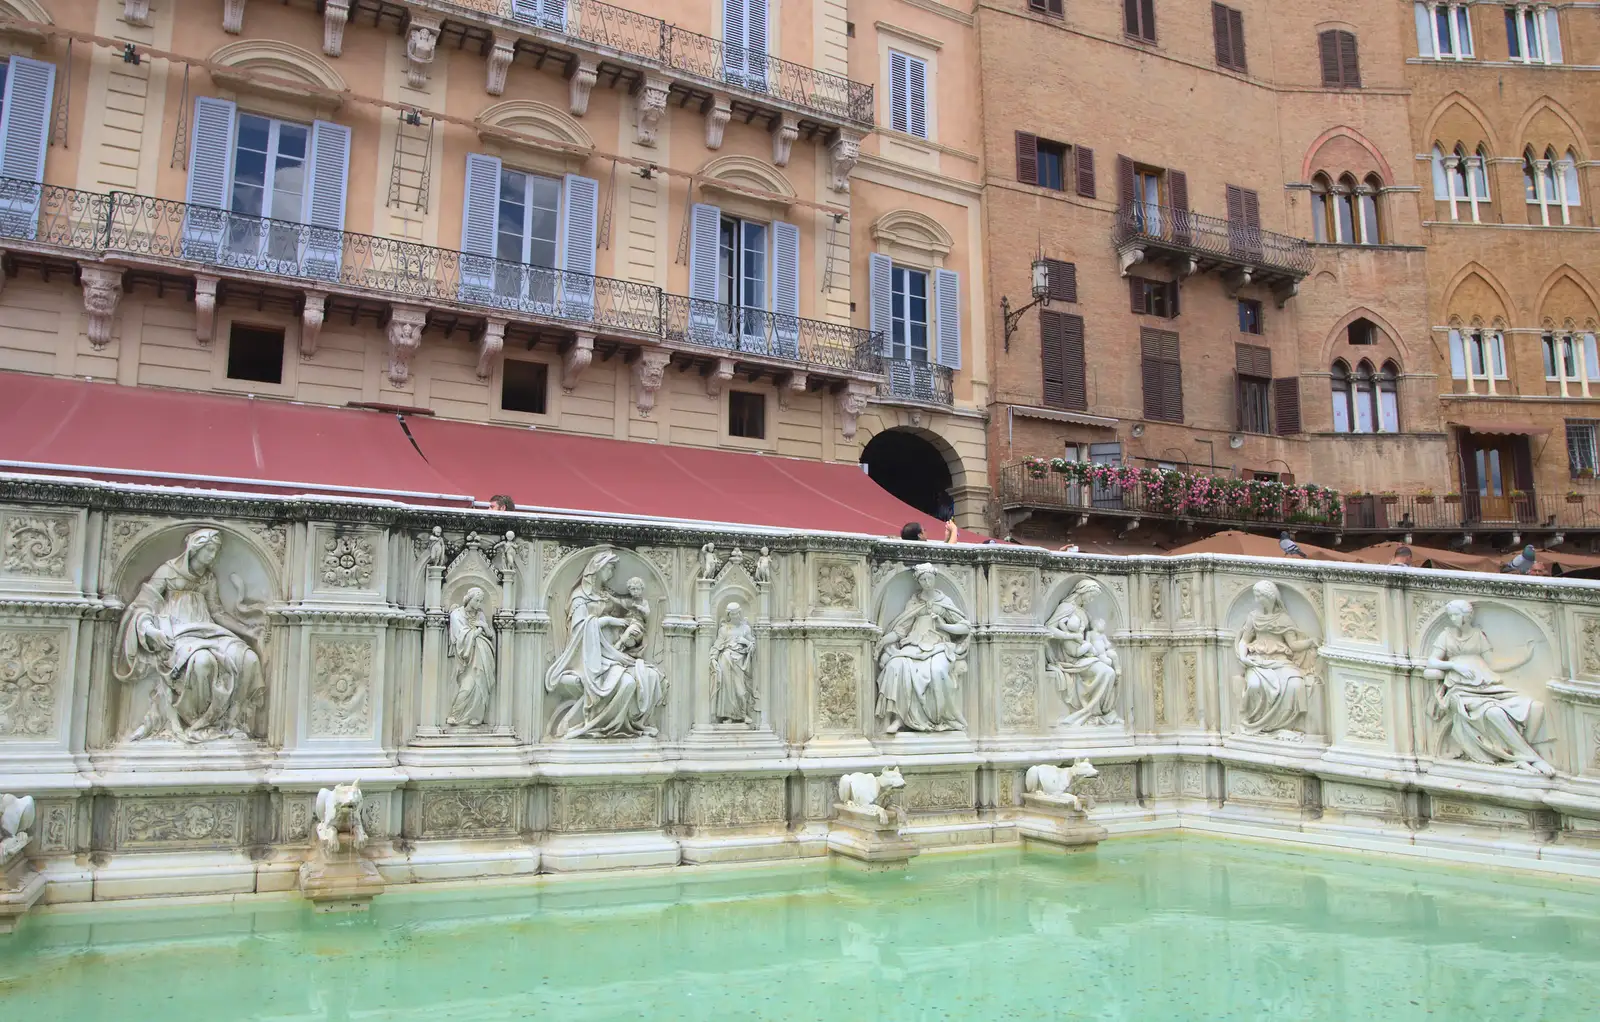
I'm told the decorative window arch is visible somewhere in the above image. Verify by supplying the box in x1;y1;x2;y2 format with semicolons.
208;40;347;117
1541;320;1600;396
1523;144;1580;226
1446;318;1507;394
1312;171;1383;244
1432;141;1490;222
1331;358;1400;434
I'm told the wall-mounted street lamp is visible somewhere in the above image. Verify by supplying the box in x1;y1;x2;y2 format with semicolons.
1001;257;1051;353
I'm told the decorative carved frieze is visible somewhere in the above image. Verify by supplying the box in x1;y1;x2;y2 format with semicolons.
114;797;245;850
1225;768;1301;807
1337;593;1380;643
309;637;374;738
815;650;858;730
320;534;375;589
1;514;70;578
813;560;858;610
680;778;785;828
1324;782;1401;817
828;131;861;192
996;570;1031;615
1000;651;1037;729
548;783;659;832
901;772;974;812
419;788;519;838
633;349;670;416
0;629;62;738
1342;680;1386;741
1076;762;1137;804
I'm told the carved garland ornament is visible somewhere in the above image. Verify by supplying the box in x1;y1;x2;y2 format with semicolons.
1000;651;1037;729
1343;680;1387;741
815;651;858;730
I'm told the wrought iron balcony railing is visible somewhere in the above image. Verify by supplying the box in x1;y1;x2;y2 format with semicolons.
879;357;954;406
437;0;874;128
1;177;881;377
997;463;1342;529
1341;491;1600;532
1112;203;1315;281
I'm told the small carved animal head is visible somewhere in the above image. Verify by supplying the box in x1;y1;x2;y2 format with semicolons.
1070;758;1099;779
878;767;906;790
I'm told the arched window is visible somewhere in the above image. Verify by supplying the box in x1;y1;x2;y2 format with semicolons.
1563;148;1581;210
1360;174;1383;243
1430;144;1449;200
1331;359;1352;433
1526;145;1582;226
1314;172;1382;244
1311;172;1334;242
1335;173;1358;243
1377;359;1400;431
1542;326;1599;396
1447;323;1507;394
1331;358;1394;434
1437;143;1488;222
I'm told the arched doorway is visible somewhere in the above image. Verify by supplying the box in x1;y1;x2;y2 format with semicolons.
861;428;954;518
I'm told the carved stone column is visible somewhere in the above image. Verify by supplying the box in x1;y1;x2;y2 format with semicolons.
837;382;873;440
829;131;861;192
486;34;515;96
569;59;598;116
405;14;442;90
79;263;122;350
323;0;350;57
222;0;247;33
301;290;327;359
772;114;799;168
635;77;669;147
477;318;506;379
193;274;219;344
561;332;593;391
420;563;446;733
705;95;732;150
385;304;427;387
633;348;670;416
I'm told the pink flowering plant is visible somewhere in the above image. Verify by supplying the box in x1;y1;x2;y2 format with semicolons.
1042;459;1341;525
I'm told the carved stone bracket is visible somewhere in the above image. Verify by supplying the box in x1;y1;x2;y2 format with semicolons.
1175;256;1199;278
570;59;598;116
405;14;442;91
478;318;506;379
706;357;735;397
323;0;350;57
486;34;515;96
79;263;122;350
779;371;807;410
121;0;151;27
634;348;671;416
301;290;327;360
1273;280;1299;308
1117;247;1145;277
1223;266;1253;297
772;114;799;168
828;131;861;192
705;95;732;150
222;0;247;33
193;274;219;345
837;382;873;440
635;77;669;147
562;332;594;391
385;304;426;387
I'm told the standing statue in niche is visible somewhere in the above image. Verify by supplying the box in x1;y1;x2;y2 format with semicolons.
875;563;970;733
754;547;772;584
544;552;667;739
446;587;496;727
1234;581;1320;738
1424;600;1554;776
710;602;757;724
1045;579;1122;726
113;528;266;742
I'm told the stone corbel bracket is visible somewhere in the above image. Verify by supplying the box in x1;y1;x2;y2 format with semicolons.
323;0;350;57
705;95;732;150
193;274;219;345
79;263;123;350
121;0;151;27
634;348;670;416
635;77;669;147
385;304;427;387
778;371;807;410
1272;280;1299;308
486;34;515;96
828;131;861;192
405;14;442;91
301;290;328;360
478;318;506;379
1223;266;1254;298
569;59;598;116
222;0;248;34
837;381;873;440
771;114;799;168
705;357;735;397
1117;246;1145;277
562;332;594;391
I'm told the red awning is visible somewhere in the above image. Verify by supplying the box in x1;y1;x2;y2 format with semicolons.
0;372;956;537
0;372;469;503
1448;421;1553;437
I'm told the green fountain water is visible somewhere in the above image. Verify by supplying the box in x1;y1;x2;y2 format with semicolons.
1;837;1596;1020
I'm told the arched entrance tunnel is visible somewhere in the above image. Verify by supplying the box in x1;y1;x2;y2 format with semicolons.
861;428;955;519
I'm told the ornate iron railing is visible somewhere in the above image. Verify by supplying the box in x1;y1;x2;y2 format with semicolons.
437;0;874;127
660;294;882;374
0;177;879;377
879;357;954;406
997;463;1343;529
1112;203;1316;279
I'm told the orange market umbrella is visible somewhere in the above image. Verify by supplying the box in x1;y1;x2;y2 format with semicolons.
1163;530;1361;563
1347;542;1498;572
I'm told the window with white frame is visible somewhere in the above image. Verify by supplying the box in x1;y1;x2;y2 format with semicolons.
1448;325;1508;394
1567;419;1598;477
868;252;963;400
493;166;561;303
720;213;769;341
1431;143;1490;223
1542;329;1600;396
1311;172;1383;244
686;202;800;354
1523;146;1580;226
888;50;928;139
1415;2;1474;59
460;152;599;318
229;114;309;263
889;265;929;363
1330;359;1400;434
1506;4;1561;64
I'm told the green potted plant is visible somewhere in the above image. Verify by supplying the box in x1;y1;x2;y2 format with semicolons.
1443;491;1462;504
1416;488;1435;505
1379;490;1399;505
1581;467;1596;480
1568;490;1585;504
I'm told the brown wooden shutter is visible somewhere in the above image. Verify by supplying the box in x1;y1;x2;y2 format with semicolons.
1041;310;1065;407
1236;343;1272;378
1141;328;1182;422
1338;31;1361;88
1273;377;1302;434
1140;0;1156;42
1046;259;1077;303
1169;170;1189;243
1141;331;1165;419
1228;7;1246;72
1242;187;1261;231
1164;355;1184;421
1226;184;1245;224
1062;313;1087;410
1016;131;1038;185
1167;280;1181;316
1075;146;1096;198
1212;4;1233;68
1117;155;1135;209
1318;31;1340;86
1129;277;1147;315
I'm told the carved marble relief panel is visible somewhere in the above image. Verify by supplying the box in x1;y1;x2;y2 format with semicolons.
1333;589;1382;645
1180;651;1199;726
308;636;376;739
547;783;660;832
1323;782;1403;818
812;559;860;613
0;511;73;582
1150;652;1168;727
1338;675;1388;744
804;777;835;820
1430;798;1551;831
112;796;248;851
0;628;64;739
1224;767;1305;808
1578;615;1600;679
995;570;1033;617
1076;762;1138;804
901;771;975;813
1179;761;1206;798
314;527;381;595
36;799;74;853
679;777;786;828
417;787;521;839
1152;759;1178;797
813;648;860;732
999;650;1039;730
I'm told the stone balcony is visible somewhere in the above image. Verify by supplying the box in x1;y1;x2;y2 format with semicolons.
1111;204;1315;307
1;178;883;422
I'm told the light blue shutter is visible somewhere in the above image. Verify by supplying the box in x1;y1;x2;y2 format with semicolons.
934;267;961;370
746;0;769;91
560;173;599;321
771;220;799;357
1414;3;1434;57
888;52;908;133
459;153;501;303
0;56;54;240
1448;330;1465;379
183;96;237;262
540;0;567;30
869;253;893;357
687;202;722;343
1544;9;1562;63
302;119;350;282
907;56;927;139
723;0;747;84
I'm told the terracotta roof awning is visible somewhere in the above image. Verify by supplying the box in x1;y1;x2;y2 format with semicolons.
1448;421;1552;437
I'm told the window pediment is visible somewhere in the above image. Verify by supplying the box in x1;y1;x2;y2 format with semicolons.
0;0;51;55
695;154;796;212
476;100;594;171
209;40;346;114
871;209;953;267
